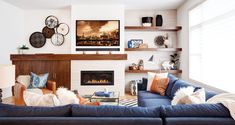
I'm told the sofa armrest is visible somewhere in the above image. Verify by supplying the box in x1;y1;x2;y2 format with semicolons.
160;103;231;118
46;80;56;94
14;82;26;106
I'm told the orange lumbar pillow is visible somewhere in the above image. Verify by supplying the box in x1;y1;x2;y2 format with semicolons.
150;76;169;96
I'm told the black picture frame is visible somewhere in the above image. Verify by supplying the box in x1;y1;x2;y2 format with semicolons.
76;20;120;47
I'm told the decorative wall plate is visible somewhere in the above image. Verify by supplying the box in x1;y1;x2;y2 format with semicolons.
56;23;69;36
42;26;55;38
45;15;59;28
51;33;64;46
29;32;46;48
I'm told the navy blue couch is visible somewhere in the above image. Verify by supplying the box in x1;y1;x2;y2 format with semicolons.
0;103;162;125
0;74;234;125
138;74;235;125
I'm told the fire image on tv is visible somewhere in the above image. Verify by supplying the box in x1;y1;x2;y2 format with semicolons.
76;20;120;46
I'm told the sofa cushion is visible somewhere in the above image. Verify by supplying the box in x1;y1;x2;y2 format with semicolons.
160;103;230;117
72;105;160;117
139;99;171;107
170;80;194;99
138;91;170;99
205;90;217;100
0;103;71;117
138;78;148;91
166;74;179;97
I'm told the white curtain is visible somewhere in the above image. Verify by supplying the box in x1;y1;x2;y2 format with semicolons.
189;0;235;93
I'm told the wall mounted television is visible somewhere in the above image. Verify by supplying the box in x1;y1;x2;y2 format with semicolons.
76;20;120;46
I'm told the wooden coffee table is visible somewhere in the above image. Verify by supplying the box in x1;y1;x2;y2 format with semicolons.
89;91;120;106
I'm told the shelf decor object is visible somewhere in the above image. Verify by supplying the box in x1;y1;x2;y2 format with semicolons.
156;15;163;26
0;65;15;103
142;17;153;27
18;45;29;54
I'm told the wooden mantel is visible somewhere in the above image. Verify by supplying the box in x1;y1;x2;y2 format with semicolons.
10;54;128;61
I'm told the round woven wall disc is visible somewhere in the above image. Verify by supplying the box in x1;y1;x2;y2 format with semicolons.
51;33;64;46
29;32;46;48
42;26;55;38
45;15;59;28
56;23;70;36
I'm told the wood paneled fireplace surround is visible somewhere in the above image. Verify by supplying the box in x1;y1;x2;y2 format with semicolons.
10;54;127;89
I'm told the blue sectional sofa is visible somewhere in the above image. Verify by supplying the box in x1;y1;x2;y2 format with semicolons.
0;74;234;125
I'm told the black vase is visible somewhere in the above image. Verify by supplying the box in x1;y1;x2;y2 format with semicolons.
156;15;163;26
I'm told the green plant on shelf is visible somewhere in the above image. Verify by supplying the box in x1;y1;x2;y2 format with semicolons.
170;53;180;70
19;45;29;50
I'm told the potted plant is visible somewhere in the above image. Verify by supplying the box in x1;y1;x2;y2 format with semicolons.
170;53;180;70
18;45;29;54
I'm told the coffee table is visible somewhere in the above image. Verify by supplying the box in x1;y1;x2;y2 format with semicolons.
89;91;120;106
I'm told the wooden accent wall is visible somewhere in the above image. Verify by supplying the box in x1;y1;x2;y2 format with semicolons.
11;54;127;89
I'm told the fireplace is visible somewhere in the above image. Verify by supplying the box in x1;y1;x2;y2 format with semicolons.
81;71;114;86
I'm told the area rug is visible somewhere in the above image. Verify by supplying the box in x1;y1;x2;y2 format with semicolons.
119;99;138;107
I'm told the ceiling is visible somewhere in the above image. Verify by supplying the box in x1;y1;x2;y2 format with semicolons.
3;0;186;10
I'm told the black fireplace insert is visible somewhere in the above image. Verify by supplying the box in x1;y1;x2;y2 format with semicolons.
81;71;114;86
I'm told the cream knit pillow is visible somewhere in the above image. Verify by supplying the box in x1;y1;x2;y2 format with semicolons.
172;87;206;105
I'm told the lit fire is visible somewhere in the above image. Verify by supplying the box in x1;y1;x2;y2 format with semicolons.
87;79;110;84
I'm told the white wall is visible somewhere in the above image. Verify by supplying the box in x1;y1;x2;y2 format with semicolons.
0;0;24;98
70;5;126;96
177;0;203;81
125;10;178;92
71;5;125;54
23;8;71;54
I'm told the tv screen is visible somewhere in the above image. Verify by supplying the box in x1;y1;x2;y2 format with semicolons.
76;20;120;46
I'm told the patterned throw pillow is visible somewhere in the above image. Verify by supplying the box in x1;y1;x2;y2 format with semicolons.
150;76;169;96
28;72;49;89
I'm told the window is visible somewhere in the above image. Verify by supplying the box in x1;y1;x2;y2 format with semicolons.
189;0;235;92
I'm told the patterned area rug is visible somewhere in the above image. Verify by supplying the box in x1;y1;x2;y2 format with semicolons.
119;99;138;107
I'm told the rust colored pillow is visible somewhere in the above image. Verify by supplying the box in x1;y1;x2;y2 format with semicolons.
150;76;169;96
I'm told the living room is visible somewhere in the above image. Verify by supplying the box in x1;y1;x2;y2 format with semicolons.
1;0;235;125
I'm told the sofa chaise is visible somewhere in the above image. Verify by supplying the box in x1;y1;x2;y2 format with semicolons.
138;74;235;125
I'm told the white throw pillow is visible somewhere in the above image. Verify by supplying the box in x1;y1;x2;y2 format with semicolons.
171;86;206;105
56;88;79;105
147;72;168;91
23;91;58;107
17;75;31;88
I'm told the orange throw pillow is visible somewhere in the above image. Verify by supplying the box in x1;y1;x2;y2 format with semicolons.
150;76;169;96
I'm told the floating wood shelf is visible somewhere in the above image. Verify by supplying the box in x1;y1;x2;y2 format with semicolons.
125;26;182;31
10;54;128;61
125;48;182;52
125;70;182;74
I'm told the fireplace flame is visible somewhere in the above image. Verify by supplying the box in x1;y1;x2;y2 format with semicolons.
87;79;110;84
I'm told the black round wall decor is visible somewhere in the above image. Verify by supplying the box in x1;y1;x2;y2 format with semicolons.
45;15;59;28
42;26;55;38
29;32;46;48
56;23;70;36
